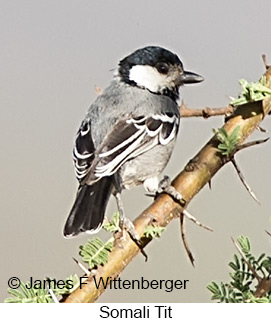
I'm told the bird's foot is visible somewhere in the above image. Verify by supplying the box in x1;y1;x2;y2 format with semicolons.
114;191;139;240
121;217;140;241
158;175;186;207
114;191;147;258
114;216;147;261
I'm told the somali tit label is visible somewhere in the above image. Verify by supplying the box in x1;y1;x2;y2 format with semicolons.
100;305;173;319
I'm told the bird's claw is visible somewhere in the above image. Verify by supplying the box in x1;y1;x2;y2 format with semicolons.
158;176;186;207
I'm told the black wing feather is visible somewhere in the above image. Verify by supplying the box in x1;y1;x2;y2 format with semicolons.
83;113;179;182
73;120;95;182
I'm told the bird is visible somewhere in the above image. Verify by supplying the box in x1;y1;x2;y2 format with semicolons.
63;45;203;239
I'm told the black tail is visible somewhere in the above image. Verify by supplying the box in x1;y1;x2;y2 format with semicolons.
64;177;113;237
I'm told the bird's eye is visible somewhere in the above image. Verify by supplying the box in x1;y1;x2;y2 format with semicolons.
156;62;169;74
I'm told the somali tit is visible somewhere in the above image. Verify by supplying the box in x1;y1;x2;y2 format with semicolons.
64;46;203;238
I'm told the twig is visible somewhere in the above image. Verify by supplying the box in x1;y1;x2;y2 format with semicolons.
230;157;260;204
180;102;234;118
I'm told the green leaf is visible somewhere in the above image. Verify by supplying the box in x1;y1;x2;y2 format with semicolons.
103;212;120;232
231;78;271;106
237;235;250;254
5;281;53;303
221;282;227;296
229;261;238;271
52;274;80;295
79;237;113;269
5;274;81;303
206;282;220;295
143;225;165;239
257;253;266;264
213;126;241;157
261;257;271;273
207;235;271;303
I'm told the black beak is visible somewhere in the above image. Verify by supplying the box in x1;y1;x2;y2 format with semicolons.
178;70;204;85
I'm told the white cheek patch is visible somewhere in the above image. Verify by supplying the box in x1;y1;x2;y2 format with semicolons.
129;65;168;93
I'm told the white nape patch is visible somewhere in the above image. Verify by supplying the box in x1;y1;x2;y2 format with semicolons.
129;65;170;93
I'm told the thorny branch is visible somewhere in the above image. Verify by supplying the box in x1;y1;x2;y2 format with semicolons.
63;64;271;303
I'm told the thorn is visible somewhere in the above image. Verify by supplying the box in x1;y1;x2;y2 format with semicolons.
183;209;213;232
208;179;212;190
72;257;90;275
145;192;156;198
180;214;195;266
235;138;269;153
127;230;148;262
45;285;59;303
265;230;271;237
230;157;261;205
45;277;59;303
179;209;213;266
256;126;268;133
138;242;148;262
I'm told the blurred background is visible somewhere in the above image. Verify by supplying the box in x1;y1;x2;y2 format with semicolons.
1;0;271;302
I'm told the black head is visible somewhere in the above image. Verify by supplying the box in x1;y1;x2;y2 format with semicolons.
119;46;182;75
118;46;203;102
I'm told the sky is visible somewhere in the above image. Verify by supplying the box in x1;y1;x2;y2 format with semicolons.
1;0;271;303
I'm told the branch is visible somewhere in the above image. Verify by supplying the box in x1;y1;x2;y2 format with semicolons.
180;102;234;118
63;66;271;303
